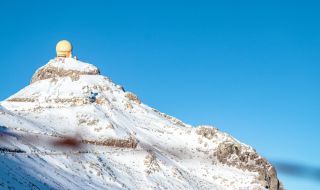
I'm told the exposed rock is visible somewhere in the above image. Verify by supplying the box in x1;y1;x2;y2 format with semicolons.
124;92;141;104
144;152;160;175
171;167;184;179
125;103;133;109
31;62;100;84
214;141;283;190
116;85;125;92
196;126;218;140
82;136;138;149
95;97;109;105
53;98;89;105
77;113;100;126
7;98;36;102
0;147;26;153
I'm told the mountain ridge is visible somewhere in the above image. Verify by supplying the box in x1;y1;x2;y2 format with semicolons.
0;58;284;190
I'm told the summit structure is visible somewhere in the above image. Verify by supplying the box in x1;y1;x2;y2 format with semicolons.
0;42;284;190
56;40;73;58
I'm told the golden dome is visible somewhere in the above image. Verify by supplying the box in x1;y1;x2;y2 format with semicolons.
56;40;73;57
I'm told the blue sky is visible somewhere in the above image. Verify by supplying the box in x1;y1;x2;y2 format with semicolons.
0;0;319;189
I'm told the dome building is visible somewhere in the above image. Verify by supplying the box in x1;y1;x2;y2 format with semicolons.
56;40;73;58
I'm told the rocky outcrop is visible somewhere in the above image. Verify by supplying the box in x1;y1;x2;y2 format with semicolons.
144;152;160;175
51;136;138;149
7;97;36;102
214;141;283;190
82;136;138;149
124;92;141;104
196;126;218;140
0;147;26;153
194;126;283;190
30;60;100;84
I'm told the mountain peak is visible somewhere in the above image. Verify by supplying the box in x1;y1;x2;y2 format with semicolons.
31;58;100;84
0;55;284;189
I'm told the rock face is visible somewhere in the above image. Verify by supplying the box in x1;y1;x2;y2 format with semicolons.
0;58;284;190
214;141;279;190
31;58;100;84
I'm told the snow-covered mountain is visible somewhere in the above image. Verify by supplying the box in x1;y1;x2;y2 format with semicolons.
0;58;284;190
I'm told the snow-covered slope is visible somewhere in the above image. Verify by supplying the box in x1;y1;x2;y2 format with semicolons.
0;58;284;190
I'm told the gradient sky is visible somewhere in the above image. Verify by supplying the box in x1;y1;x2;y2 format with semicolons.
0;1;319;189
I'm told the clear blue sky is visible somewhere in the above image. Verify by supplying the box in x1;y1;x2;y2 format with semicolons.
0;1;319;189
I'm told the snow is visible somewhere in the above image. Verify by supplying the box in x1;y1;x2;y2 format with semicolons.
49;57;99;72
0;58;271;190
